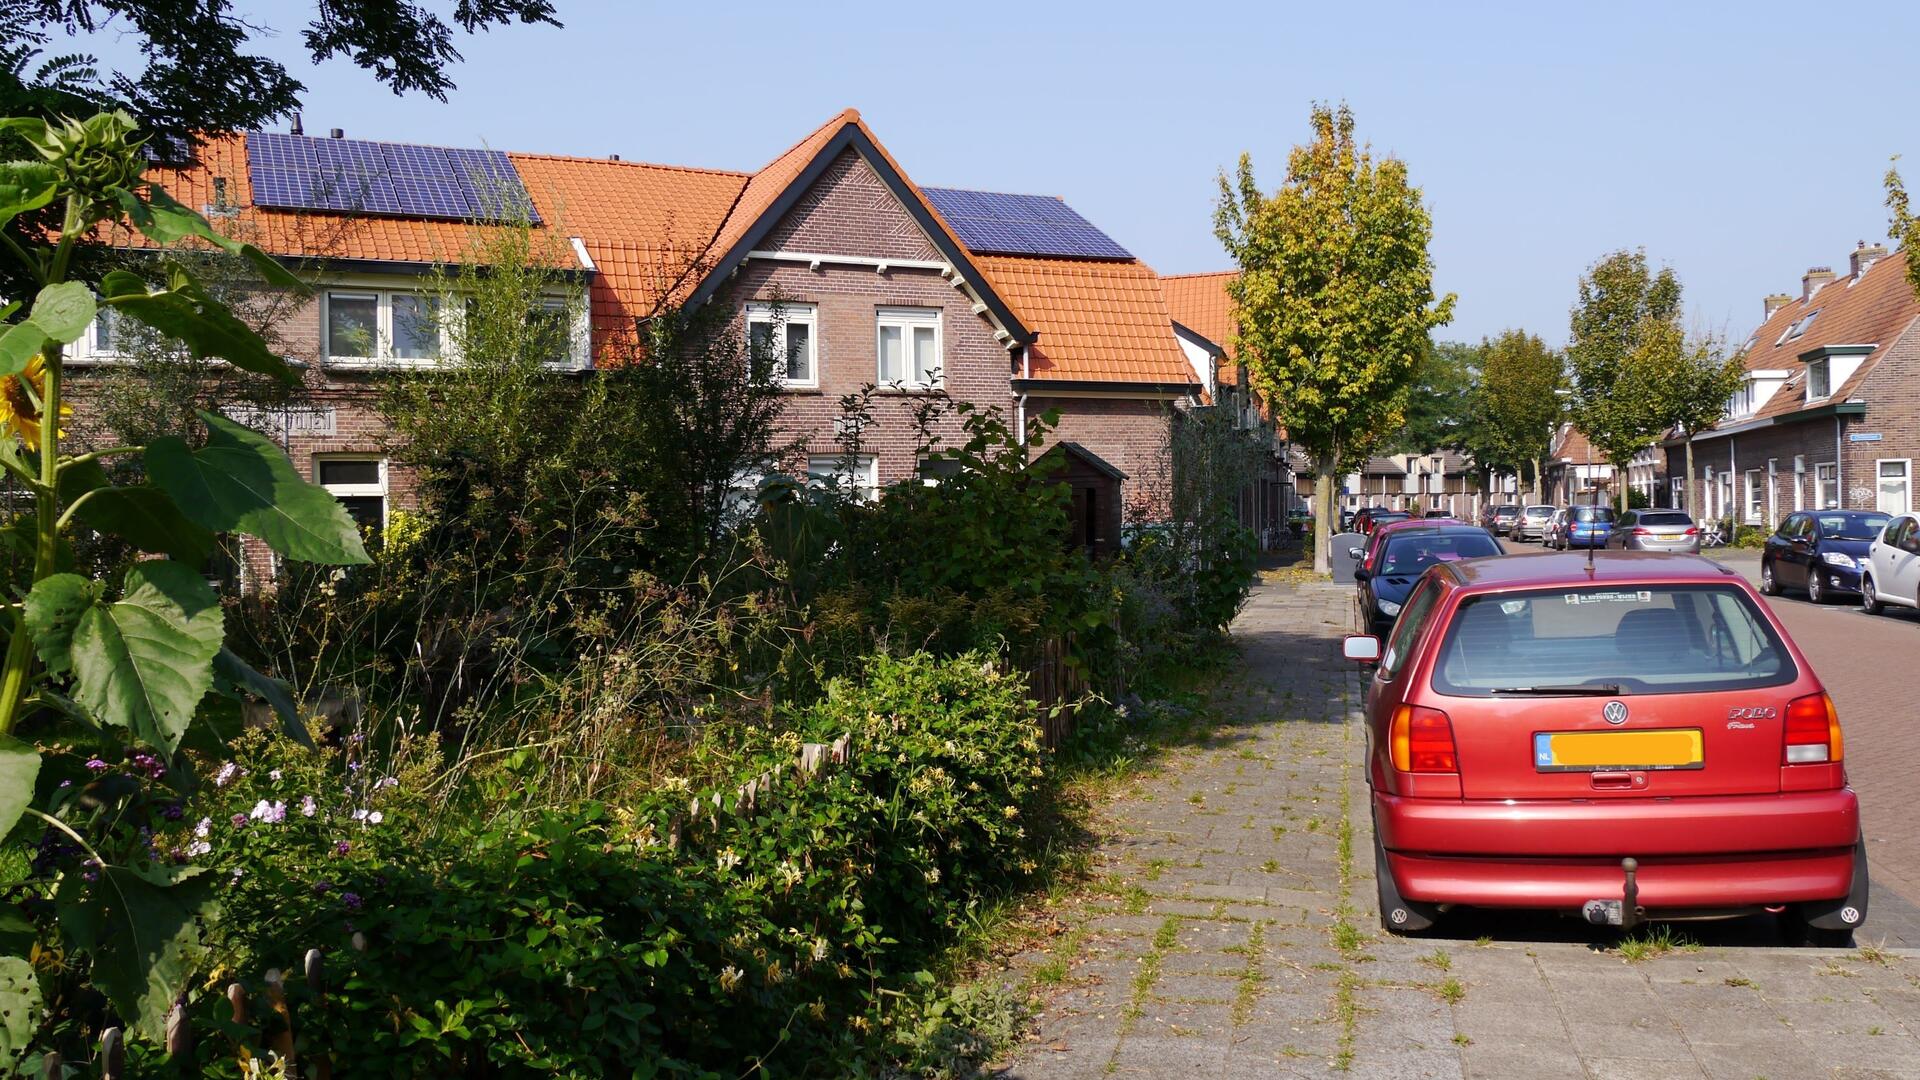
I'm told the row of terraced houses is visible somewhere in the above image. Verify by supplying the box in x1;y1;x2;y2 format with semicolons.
71;109;1297;573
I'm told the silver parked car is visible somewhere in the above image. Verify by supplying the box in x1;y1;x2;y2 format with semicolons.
1607;509;1702;554
1513;504;1556;542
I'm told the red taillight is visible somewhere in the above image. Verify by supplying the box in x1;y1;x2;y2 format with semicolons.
1390;704;1457;773
1632;527;1652;536
1784;692;1842;764
1684;527;1699;536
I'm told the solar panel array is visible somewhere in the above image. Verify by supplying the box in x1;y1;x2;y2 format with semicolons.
245;133;540;223
921;187;1131;260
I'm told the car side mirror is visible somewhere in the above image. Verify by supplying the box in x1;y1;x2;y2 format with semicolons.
1343;635;1382;663
1347;547;1364;560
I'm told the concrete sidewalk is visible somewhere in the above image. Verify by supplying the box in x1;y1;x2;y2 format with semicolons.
996;577;1920;1079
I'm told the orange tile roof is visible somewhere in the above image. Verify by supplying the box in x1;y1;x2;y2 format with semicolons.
1162;271;1238;357
978;256;1196;385
118;111;1201;387
1727;250;1920;425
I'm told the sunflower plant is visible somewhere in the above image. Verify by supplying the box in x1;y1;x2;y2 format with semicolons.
0;112;368;1060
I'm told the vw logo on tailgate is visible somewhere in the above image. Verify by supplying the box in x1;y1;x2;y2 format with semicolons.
1602;701;1629;725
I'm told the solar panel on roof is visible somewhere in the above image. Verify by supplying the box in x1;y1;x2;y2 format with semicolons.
244;132;541;224
922;187;1132;260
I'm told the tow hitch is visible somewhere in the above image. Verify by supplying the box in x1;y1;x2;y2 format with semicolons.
1581;857;1645;930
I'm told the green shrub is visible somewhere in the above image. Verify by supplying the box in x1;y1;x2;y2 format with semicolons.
126;652;1041;1077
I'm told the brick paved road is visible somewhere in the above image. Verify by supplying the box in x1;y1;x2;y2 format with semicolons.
1709;547;1920;910
996;576;1920;1079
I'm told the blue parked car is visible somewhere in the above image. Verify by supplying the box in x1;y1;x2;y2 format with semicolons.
1760;509;1892;604
1552;504;1615;549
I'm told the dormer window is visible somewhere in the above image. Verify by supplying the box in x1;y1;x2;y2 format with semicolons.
1806;358;1831;400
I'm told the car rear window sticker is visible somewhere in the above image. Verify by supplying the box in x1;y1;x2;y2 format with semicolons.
1563;590;1653;605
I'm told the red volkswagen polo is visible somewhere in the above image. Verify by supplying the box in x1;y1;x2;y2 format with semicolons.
1343;550;1866;943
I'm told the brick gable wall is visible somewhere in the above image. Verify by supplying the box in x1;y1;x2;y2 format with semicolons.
1028;396;1174;522
761;149;941;262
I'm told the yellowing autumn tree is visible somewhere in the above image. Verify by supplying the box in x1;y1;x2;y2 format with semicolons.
1215;103;1455;573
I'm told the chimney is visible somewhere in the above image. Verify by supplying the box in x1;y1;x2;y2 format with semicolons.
290;112;303;136
1764;293;1794;317
1802;266;1835;301
1850;241;1889;279
329;128;344;140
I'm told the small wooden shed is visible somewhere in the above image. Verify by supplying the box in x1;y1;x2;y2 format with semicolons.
1041;441;1127;560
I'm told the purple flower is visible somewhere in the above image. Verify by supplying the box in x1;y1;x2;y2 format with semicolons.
312;880;332;894
342;892;363;910
301;795;317;818
335;840;352;856
58;780;71;789
214;762;240;788
84;758;108;772
231;813;248;828
162;802;184;821
375;777;399;790
249;799;287;824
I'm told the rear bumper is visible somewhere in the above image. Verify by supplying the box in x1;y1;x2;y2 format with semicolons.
1376;788;1859;909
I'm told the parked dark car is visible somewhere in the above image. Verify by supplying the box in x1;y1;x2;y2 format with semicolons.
1422;509;1452;519
1354;508;1412;536
1481;504;1521;535
1352;522;1501;638
1762;510;1892;604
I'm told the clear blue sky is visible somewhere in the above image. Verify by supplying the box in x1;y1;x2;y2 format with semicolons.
83;0;1920;344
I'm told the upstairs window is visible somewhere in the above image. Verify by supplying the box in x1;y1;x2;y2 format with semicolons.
326;290;444;364
876;307;941;387
1806;358;1831;401
746;302;817;387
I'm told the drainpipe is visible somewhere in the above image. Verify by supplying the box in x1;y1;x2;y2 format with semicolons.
1835;415;1844;509
1015;345;1031;447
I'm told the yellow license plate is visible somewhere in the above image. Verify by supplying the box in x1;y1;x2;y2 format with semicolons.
1533;729;1704;772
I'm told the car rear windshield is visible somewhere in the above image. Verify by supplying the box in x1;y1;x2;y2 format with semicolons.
1572;506;1615;522
1431;584;1795;697
1495;505;1519;513
1374;512;1410;523
1636;511;1692;526
1817;512;1890;540
1523;506;1554;517
1379;531;1502;576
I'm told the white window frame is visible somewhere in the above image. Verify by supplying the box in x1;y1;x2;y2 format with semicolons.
1743;469;1762;524
1813;461;1838;510
1805;357;1832;402
323;279;590;371
745;302;819;389
875;306;942;388
807;454;878;503
314;454;388;532
1876;458;1912;516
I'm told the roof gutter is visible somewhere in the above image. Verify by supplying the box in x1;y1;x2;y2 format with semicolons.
1012;378;1202;398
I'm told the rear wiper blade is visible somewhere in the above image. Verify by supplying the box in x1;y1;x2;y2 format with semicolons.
1488;684;1624;696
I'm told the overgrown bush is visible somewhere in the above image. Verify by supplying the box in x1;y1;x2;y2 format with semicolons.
125;653;1043;1077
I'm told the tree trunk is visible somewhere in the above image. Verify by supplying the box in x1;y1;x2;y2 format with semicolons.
1683;437;1696;519
1314;461;1336;575
1533;456;1544;504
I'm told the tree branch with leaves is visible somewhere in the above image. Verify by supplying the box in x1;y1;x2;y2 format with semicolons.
1214;102;1455;573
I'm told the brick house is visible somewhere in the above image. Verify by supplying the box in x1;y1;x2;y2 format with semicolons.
1663;244;1920;529
77;109;1203;565
1161;270;1295;544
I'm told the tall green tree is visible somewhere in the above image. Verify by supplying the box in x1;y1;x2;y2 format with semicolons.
1214;103;1455;573
1885;157;1920;299
1466;330;1564;503
1389;339;1474;455
1646;323;1744;519
1565;249;1684;510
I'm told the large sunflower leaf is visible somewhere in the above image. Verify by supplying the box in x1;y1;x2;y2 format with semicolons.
55;863;215;1039
212;647;311;748
0;159;57;230
0;955;42;1063
0;319;46;378
98;264;294;383
22;573;100;678
0;736;39;847
29;282;95;345
69;561;223;753
109;184;307;292
146;411;370;566
60;458;214;563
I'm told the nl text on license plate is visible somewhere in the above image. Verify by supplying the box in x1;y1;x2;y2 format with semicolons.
1533;729;1704;772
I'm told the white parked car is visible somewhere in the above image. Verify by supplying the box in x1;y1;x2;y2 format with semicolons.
1861;512;1920;615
